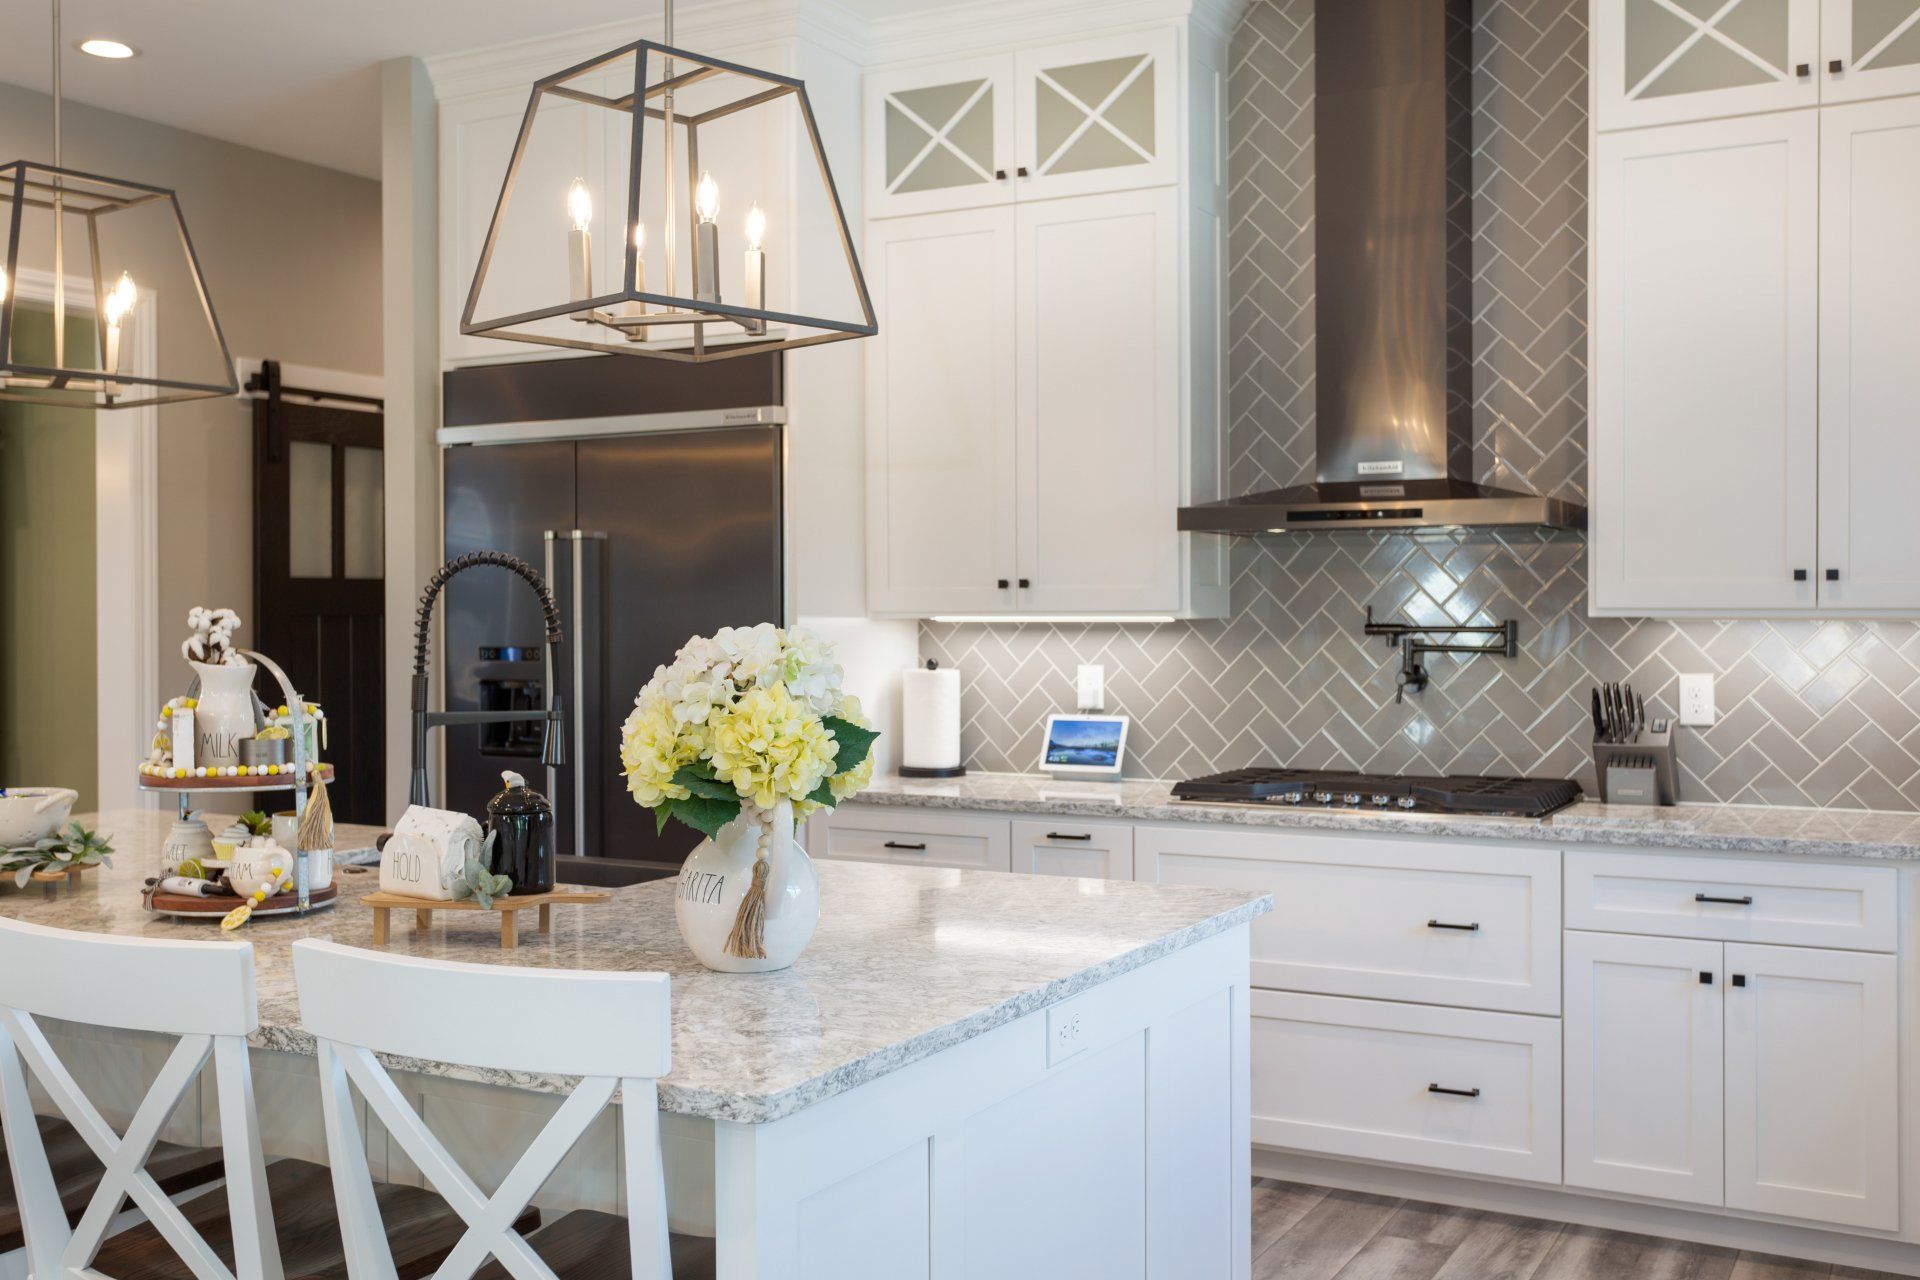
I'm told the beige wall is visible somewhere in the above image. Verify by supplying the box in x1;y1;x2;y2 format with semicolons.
0;81;382;673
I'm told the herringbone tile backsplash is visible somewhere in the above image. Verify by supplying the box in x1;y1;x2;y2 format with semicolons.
922;0;1920;811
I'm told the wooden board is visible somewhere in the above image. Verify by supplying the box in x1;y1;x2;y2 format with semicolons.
361;888;613;949
137;764;334;791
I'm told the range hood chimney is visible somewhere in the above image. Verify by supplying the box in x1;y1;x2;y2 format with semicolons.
1179;0;1584;535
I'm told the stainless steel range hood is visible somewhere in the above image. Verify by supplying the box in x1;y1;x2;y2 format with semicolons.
1179;0;1585;536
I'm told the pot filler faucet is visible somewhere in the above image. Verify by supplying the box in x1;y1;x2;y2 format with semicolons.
409;551;565;807
1362;606;1519;705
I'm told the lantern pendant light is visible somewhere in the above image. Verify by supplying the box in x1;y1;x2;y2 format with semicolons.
0;0;237;408
461;0;877;363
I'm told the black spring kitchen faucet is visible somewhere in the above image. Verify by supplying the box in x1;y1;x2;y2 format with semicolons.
1362;606;1520;705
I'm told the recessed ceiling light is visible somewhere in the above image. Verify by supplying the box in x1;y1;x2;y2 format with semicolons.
77;38;137;59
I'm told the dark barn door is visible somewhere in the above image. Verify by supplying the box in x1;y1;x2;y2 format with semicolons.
251;364;385;824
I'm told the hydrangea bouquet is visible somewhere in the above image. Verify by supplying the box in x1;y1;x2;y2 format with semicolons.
620;624;878;840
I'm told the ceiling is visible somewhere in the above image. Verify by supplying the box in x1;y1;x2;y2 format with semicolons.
0;0;950;180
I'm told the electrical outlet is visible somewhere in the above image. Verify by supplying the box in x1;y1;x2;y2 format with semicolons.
1677;673;1716;726
1076;664;1105;712
1047;1001;1087;1066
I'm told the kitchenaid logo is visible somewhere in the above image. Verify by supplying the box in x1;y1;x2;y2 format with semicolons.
1357;460;1404;476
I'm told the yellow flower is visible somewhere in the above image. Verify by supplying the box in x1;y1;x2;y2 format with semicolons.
620;697;701;808
706;684;837;810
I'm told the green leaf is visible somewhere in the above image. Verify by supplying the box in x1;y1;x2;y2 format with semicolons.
654;805;672;837
12;867;29;889
672;766;740;803
823;716;879;775
666;793;741;842
804;776;837;809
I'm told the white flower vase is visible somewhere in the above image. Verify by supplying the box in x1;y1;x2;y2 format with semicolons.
190;660;257;769
675;798;819;973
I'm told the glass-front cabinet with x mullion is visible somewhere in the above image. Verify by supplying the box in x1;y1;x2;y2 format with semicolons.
1595;0;1920;131
864;27;1178;218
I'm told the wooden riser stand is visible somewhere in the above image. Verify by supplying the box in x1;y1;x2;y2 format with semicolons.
362;889;612;949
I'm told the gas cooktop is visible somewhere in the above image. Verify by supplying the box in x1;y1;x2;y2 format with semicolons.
1171;768;1582;818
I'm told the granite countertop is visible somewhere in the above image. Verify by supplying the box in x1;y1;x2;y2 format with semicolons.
851;773;1920;862
2;810;1270;1123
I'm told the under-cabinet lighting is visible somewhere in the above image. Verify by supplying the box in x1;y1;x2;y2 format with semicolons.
77;38;136;58
928;616;1179;625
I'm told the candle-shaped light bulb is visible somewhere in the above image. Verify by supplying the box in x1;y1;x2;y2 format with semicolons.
622;222;648;325
567;177;593;231
695;170;720;224
633;221;646;253
741;203;767;336
566;178;593;319
103;270;135;396
693;171;722;303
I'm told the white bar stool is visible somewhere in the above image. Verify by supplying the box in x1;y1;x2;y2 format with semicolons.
290;939;711;1280
0;919;505;1280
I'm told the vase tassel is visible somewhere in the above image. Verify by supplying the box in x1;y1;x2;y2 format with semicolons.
725;854;770;959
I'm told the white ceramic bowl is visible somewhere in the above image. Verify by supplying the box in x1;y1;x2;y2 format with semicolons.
0;788;78;848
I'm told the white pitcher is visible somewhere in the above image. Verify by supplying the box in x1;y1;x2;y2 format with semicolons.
674;799;819;973
190;660;257;769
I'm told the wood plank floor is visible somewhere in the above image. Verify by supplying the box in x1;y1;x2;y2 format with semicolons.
1251;1179;1908;1280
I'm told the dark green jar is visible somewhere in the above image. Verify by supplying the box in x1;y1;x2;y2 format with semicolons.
485;770;555;895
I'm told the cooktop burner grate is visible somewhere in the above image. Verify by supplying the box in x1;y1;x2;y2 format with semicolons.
1171;768;1582;818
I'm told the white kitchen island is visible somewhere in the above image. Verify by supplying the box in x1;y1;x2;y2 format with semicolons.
2;811;1270;1280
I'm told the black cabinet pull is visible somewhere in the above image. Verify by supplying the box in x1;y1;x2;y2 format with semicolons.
1699;971;1714;984
1428;1084;1480;1098
1795;62;1811;76
1427;919;1480;932
1046;832;1093;841
1794;569;1808;581
997;578;1010;589
1732;974;1747;987
1827;568;1840;581
882;841;927;851
1695;893;1753;906
1830;58;1845;73
1017;166;1030;177
994;169;1008;180
1018;578;1031;588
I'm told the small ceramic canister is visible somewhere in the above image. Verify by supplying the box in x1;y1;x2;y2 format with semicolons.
228;838;294;900
270;810;334;891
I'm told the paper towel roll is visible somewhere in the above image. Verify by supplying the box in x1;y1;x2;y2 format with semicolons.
900;665;962;773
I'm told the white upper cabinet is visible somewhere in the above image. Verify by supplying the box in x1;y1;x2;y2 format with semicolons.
1822;0;1920;101
1817;94;1920;608
866;56;1016;220
1594;0;1819;130
865;28;1179;219
1591;111;1820;613
1014;28;1179;201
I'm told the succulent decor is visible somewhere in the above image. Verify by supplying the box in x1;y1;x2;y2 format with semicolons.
2;823;114;888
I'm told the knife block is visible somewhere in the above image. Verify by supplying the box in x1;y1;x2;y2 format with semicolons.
1591;727;1679;806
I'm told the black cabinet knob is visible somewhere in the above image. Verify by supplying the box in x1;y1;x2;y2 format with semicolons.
997;579;1010;589
1732;974;1747;987
1016;166;1030;177
1699;971;1714;984
1018;578;1030;589
1826;568;1840;581
1796;62;1811;76
1794;569;1808;581
995;169;1008;180
1830;59;1844;73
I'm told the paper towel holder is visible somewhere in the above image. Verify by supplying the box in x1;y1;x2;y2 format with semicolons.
900;659;967;779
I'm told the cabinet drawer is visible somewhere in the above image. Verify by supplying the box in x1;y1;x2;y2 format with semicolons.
1010;819;1133;880
1251;991;1561;1185
1136;827;1559;1015
1565;851;1896;952
809;807;1011;872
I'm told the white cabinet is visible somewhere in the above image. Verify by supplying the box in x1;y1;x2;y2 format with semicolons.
864;22;1226;620
864;207;1019;616
1564;930;1899;1230
1251;991;1562;1185
1591;111;1821;614
1593;0;1819;131
808;807;1012;872
1821;0;1920;102
1818;95;1920;608
1564;930;1724;1206
1723;942;1899;1229
865;28;1179;220
1010;818;1133;879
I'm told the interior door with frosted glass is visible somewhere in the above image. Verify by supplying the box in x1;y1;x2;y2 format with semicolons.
865;56;1015;219
1822;0;1920;99
252;389;385;823
1014;28;1178;201
1593;0;1818;130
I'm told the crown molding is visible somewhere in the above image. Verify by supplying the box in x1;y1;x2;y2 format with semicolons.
863;0;1245;67
425;0;868;101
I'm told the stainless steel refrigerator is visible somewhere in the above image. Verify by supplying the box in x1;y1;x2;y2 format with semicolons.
439;362;784;876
